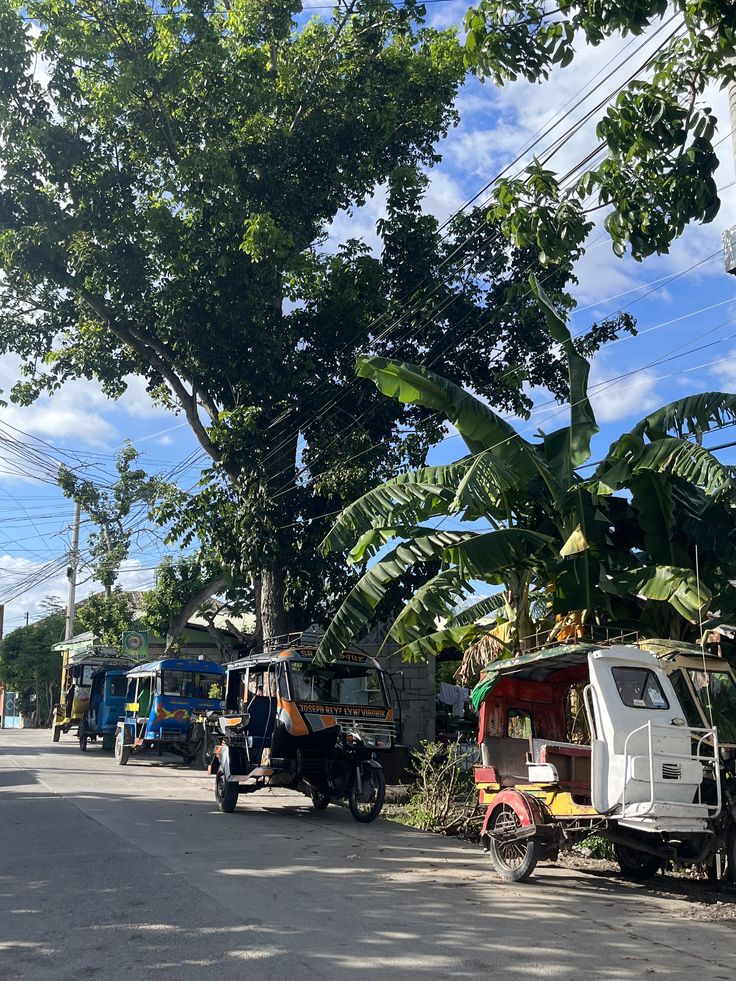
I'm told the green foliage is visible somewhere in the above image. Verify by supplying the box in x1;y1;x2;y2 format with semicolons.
0;611;65;724
463;1;734;262
58;444;161;590
76;590;140;648
318;284;736;667
0;0;604;639
397;740;483;837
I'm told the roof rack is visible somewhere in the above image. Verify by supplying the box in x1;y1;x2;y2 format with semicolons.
518;625;640;658
262;626;325;653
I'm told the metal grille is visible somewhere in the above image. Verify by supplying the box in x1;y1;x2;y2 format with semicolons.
661;762;682;780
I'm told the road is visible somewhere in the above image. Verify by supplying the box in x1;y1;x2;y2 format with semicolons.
1;730;735;980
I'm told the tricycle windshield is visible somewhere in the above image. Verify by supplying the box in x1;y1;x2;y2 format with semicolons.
161;670;223;699
687;668;736;742
612;666;669;710
289;662;385;706
107;675;128;698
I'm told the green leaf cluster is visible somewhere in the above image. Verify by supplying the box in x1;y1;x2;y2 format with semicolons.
317;277;736;669
463;1;735;261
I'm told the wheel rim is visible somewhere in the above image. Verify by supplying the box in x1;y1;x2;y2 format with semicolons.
352;769;379;817
493;805;528;872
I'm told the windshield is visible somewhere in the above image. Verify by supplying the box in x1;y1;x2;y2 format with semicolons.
611;666;669;710
687;669;736;743
289;663;385;706
161;670;222;699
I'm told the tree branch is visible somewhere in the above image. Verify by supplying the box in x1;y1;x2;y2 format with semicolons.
166;573;229;650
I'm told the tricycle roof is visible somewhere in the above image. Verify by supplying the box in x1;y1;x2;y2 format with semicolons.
226;646;381;673
126;657;224;678
471;643;664;710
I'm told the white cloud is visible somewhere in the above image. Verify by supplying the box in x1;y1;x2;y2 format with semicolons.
588;369;661;424
710;347;736;391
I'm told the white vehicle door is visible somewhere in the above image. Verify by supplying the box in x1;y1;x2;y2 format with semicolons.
585;646;694;814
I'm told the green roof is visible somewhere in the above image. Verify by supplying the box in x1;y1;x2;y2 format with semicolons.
471;643;595;711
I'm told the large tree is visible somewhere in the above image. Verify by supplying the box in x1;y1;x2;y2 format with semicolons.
463;1;735;262
0;0;622;642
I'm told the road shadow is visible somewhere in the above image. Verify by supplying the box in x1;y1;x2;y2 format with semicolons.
2;778;736;981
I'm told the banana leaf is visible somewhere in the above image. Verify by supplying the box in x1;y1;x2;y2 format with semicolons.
531;273;598;471
313;528;474;665
628;393;736;442
387;568;472;646
321;460;471;555
356;355;536;465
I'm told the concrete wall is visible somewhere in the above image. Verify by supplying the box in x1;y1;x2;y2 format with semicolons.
358;626;436;748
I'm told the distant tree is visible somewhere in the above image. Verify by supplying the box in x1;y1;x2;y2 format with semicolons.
0;613;65;726
75;590;141;649
142;556;252;651
58;444;161;595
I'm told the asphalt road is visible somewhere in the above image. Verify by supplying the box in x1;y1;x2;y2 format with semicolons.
1;730;735;980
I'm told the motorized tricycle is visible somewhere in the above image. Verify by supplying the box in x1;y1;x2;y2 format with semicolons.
51;645;134;742
78;667;129;752
473;643;736;882
201;631;397;822
114;657;224;766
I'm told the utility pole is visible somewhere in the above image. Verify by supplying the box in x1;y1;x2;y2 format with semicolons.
64;501;81;642
25;612;29;628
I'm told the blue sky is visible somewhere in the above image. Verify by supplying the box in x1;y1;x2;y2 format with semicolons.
1;5;736;632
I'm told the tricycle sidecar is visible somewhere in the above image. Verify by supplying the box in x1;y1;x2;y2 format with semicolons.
474;643;725;883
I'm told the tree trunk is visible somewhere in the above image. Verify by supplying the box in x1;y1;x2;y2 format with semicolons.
258;565;291;644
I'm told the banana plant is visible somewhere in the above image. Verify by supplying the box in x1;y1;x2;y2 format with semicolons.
315;274;736;667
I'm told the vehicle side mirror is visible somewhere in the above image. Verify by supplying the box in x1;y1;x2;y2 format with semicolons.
389;671;405;692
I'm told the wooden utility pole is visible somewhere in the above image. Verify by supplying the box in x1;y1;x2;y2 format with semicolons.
64;501;81;641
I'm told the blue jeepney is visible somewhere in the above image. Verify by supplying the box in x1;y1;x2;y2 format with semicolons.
79;667;131;752
115;657;224;766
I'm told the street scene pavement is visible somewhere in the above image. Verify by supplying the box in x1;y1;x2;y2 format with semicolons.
1;731;736;980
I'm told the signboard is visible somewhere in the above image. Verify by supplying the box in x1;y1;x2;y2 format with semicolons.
122;629;149;660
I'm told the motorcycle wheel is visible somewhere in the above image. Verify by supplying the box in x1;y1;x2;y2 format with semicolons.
79;721;88;753
215;771;239;813
348;764;385;823
114;730;131;766
487;804;541;883
614;843;661;880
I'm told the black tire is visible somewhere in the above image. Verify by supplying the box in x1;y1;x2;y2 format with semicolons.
52;724;61;743
614;843;661;880
79;721;88;753
215;771;239;813
114;730;131;766
487;804;541;883
726;824;736;883
348;763;385;823
311;789;330;810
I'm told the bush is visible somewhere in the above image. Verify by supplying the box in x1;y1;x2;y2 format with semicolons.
397;740;483;838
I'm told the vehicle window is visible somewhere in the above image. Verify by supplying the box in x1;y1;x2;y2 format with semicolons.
507;708;532;739
612;667;669;710
670;670;703;729
688;669;736;743
107;676;128;698
289;663;385;706
162;670;223;698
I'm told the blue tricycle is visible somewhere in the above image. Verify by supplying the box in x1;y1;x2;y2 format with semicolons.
78;667;130;752
115;657;224;767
